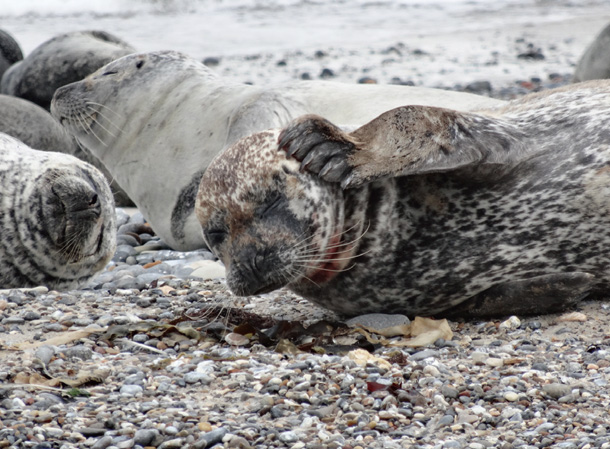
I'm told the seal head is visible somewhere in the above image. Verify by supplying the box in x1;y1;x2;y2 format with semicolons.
0;133;116;289
196;130;361;296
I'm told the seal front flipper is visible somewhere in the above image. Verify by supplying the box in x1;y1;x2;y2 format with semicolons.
280;105;527;188
441;272;594;319
278;114;357;184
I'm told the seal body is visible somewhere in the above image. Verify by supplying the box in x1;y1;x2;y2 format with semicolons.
0;133;116;290
0;29;23;80
574;23;610;82
1;30;135;110
50;50;503;250
196;81;610;317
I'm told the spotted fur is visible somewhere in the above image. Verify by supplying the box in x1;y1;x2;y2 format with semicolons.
0;133;116;289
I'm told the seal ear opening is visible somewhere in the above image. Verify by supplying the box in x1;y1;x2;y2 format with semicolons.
136;60;145;69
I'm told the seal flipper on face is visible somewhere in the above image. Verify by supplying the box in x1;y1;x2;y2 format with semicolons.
279;106;528;188
440;273;595;319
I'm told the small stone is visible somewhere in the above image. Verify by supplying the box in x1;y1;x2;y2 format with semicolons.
486;357;504;368
225;332;249;346
441;385;459;399
134;429;158;446
504;392;519;402
471;352;488;364
91;436;114;449
543;383;571;399
34;345;55;365
78;427;106;437
557;311;587;322
62;345;93;361
499;316;521;330
195;427;228;449
158;438;184;448
279;431;299;443
120;385;143;396
23;311;41;320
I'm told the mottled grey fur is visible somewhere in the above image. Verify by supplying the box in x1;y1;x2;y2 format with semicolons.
0;133;116;289
198;81;610;317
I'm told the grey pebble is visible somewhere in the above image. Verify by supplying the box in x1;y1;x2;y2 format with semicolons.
134;429;158;446
92;436;114;449
441;385;459;399
543;383;571;399
120;385;143;396
184;372;213;384
278;430;299;443
62;345;93;361
23;311;41;320
194;427;228;449
34;345;55;365
158;438;185;449
78;427;107;437
2;316;24;325
410;349;439;361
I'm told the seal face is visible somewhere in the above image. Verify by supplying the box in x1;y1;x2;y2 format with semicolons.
0;133;116;290
50;50;503;251
197;80;610;318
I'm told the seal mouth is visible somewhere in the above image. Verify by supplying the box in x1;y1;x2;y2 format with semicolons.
305;233;356;285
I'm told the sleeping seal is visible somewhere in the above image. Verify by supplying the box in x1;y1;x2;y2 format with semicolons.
195;80;610;317
0;133;116;290
50;50;503;251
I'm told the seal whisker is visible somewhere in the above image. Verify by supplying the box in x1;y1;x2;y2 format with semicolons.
82;108;119;139
86;105;124;134
76;110;108;147
86;101;124;119
295;248;373;264
295;263;358;274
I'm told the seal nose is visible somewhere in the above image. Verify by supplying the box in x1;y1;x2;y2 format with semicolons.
230;245;278;296
51;182;101;217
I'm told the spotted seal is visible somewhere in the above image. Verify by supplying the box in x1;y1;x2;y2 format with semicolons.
0;132;116;290
50;50;503;251
196;80;610;318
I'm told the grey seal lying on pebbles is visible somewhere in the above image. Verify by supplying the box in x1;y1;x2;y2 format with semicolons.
196;80;610;318
50;50;503;250
1;30;135;110
0;133;116;290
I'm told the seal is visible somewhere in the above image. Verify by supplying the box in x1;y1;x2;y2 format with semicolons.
0;29;23;80
0;132;116;290
196;80;610;318
50;50;503;251
574;23;610;82
2;30;135;110
0;94;133;207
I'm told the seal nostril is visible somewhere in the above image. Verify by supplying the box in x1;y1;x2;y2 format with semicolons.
89;193;99;207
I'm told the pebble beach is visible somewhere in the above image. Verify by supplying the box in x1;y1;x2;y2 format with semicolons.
3;1;610;448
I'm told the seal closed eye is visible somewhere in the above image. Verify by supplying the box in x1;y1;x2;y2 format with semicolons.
197;80;610;318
